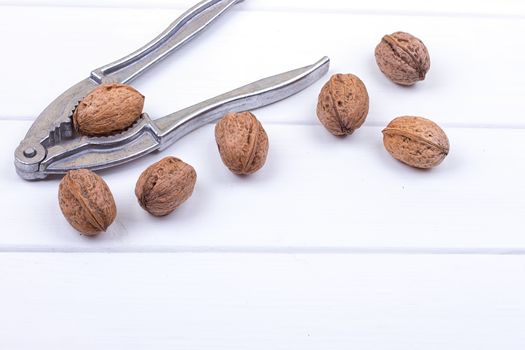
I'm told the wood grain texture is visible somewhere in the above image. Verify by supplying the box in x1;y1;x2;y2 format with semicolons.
3;121;525;251
0;253;524;349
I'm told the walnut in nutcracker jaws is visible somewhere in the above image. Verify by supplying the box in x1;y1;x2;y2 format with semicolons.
215;112;269;175
58;169;117;235
382;116;449;169
73;83;145;136
135;157;197;217
316;73;369;136
375;31;430;86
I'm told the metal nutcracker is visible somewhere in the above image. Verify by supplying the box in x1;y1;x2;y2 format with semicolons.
14;0;329;180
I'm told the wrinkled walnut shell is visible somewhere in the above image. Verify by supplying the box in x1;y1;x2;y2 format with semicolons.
73;83;144;136
375;31;430;86
215;112;269;175
135;157;197;217
382;116;449;169
58;169;117;235
316;74;369;136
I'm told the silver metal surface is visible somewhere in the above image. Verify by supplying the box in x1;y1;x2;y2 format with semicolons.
91;0;244;84
155;57;330;151
14;0;330;180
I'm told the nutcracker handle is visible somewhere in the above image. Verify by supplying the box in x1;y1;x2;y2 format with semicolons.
90;0;243;84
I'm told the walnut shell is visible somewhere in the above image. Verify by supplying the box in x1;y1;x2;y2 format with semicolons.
215;112;269;175
375;31;430;86
316;74;369;136
73;83;144;136
58;169;117;235
382;116;449;169
135;157;197;217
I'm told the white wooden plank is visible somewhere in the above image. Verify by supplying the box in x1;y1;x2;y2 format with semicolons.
3;121;525;251
1;0;524;17
1;6;524;127
2;3;523;349
0;253;524;349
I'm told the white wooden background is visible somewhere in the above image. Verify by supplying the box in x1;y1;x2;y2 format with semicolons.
1;0;525;348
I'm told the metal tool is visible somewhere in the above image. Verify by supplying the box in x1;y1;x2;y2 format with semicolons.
14;0;330;180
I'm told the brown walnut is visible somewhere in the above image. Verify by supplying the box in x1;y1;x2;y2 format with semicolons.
382;116;449;169
316;73;369;136
58;169;117;235
375;31;430;86
135;157;197;217
215;112;269;175
73;83;144;136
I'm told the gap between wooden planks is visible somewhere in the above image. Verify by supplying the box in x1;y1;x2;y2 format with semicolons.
2;121;524;252
0;6;524;127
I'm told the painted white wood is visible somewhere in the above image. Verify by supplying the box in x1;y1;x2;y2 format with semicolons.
2;1;525;348
0;0;525;350
0;253;524;349
1;0;524;17
1;6;524;128
3;121;525;251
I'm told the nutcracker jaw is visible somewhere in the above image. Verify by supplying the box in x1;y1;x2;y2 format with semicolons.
14;0;329;180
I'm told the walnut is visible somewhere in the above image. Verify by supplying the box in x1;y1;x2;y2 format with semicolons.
316;73;369;136
382;116;449;169
375;31;430;86
73;83;144;136
215;112;269;175
135;157;197;217
58;169;117;235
